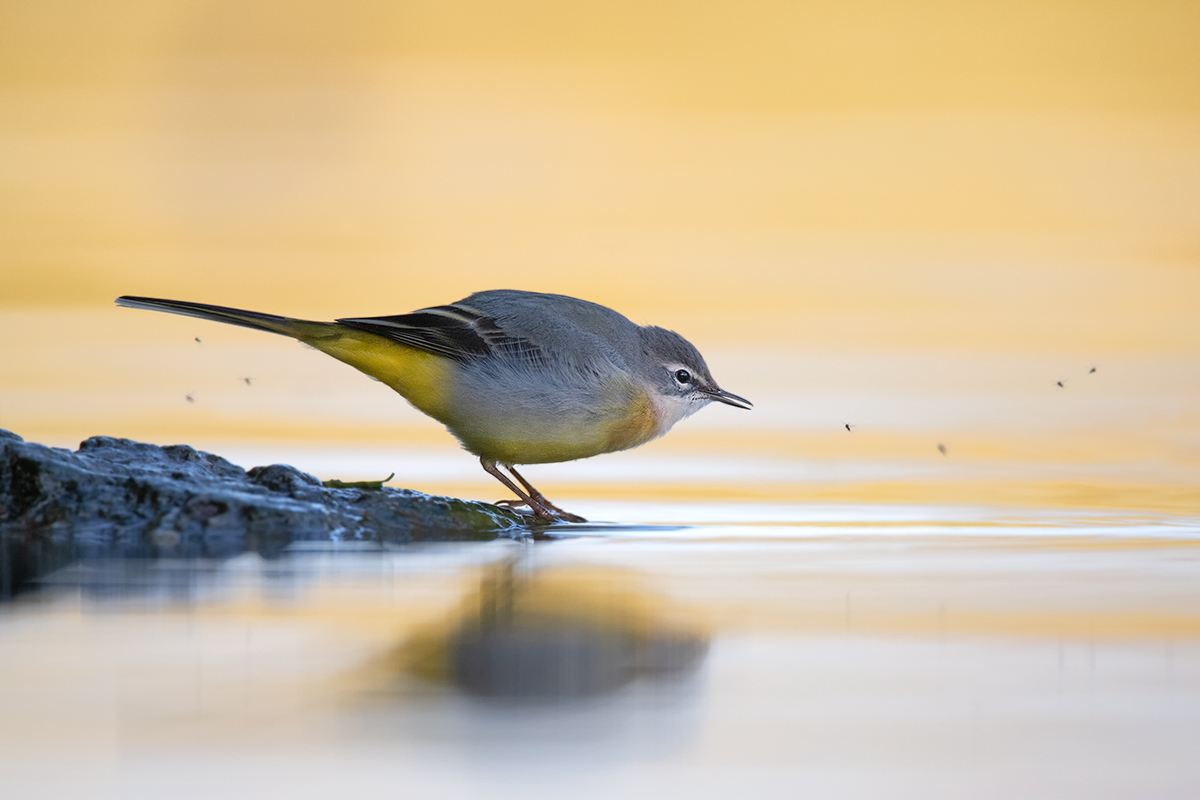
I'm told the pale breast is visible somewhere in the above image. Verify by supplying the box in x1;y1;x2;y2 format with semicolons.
602;388;661;453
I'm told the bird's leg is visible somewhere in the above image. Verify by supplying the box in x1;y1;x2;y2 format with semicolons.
506;465;587;523
479;458;541;513
479;457;583;523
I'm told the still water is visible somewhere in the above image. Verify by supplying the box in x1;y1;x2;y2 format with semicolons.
2;502;1198;799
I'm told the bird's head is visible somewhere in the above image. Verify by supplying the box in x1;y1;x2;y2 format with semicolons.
638;326;752;429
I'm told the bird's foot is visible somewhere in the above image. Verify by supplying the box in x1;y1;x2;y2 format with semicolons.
542;507;587;524
480;458;586;523
531;499;587;523
494;498;586;524
494;498;530;511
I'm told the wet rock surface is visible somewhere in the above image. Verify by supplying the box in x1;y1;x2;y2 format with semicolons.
0;429;529;598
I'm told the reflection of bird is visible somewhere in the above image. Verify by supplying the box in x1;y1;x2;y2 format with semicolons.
118;291;750;522
401;560;710;699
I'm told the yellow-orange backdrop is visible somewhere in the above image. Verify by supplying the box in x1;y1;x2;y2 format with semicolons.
2;0;1198;509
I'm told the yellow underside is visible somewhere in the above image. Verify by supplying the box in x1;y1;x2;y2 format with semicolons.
303;328;453;422
301;325;660;465
455;385;660;465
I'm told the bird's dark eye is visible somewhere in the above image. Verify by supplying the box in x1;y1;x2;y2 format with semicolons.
674;369;691;384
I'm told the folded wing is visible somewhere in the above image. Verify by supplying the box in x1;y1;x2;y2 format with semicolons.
337;304;547;367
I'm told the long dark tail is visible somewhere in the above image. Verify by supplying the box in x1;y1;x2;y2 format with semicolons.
114;296;434;397
115;296;327;339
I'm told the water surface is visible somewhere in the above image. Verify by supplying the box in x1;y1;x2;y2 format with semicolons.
2;503;1198;799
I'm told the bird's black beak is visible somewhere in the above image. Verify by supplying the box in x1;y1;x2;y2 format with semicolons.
704;388;753;409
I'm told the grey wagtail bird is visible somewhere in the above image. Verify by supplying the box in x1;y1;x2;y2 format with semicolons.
116;290;751;522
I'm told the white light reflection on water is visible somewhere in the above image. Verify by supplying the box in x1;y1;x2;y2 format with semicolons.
548;500;1200;539
1;507;1199;799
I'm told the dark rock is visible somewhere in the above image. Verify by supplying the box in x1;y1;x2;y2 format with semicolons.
0;430;531;599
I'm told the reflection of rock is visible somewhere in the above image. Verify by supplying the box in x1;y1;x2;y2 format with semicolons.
0;430;527;598
403;560;710;700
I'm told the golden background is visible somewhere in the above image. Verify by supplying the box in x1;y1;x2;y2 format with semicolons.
2;0;1198;509
2;11;1200;791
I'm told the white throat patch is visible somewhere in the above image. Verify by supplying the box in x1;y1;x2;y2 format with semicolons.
649;392;707;438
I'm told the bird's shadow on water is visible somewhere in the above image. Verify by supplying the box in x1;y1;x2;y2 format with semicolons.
345;548;713;767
